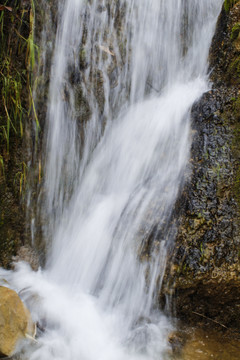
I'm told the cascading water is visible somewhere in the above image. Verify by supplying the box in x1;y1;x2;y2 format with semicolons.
0;1;222;359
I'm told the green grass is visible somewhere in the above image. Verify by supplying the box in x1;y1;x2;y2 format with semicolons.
224;0;239;13
0;0;37;194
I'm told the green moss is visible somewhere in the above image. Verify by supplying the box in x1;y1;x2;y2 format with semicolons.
231;23;240;41
234;95;240;118
224;0;238;13
227;56;240;83
231;98;240;208
233;162;240;209
79;47;87;69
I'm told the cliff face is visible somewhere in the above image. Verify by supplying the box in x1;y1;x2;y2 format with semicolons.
0;0;34;268
168;1;240;330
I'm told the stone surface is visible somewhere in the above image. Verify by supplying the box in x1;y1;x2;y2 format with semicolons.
0;286;36;357
12;245;40;271
162;1;240;330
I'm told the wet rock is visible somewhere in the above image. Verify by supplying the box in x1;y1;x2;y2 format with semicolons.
162;1;240;330
12;246;40;271
168;331;186;355
0;286;36;357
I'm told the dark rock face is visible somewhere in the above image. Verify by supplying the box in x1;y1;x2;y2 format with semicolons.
167;1;240;330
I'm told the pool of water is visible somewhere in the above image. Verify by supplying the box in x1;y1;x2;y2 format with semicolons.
171;327;240;360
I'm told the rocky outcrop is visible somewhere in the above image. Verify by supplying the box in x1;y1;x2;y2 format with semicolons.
166;1;240;330
0;286;36;357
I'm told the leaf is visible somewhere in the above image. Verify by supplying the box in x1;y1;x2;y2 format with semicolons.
0;5;13;11
99;45;115;56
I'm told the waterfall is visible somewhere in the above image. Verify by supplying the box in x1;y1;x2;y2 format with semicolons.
0;1;222;359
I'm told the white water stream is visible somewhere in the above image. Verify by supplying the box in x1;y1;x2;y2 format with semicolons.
0;1;222;359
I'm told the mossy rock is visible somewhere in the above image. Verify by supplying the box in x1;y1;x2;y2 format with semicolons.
231;22;240;40
231;101;240;208
227;56;240;83
224;0;239;13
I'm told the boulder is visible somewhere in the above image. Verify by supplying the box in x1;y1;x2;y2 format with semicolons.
0;286;36;357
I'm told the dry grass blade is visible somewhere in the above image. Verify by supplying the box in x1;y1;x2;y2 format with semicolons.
192;311;240;337
0;5;12;12
99;45;115;56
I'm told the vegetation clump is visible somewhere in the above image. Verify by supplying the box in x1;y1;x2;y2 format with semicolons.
231;97;240;208
0;1;35;267
226;56;240;83
231;22;240;40
224;0;238;13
